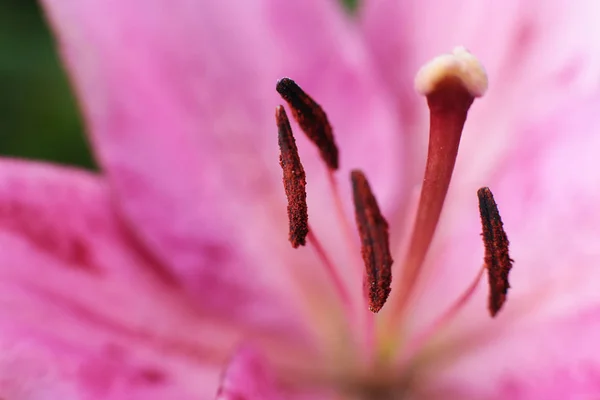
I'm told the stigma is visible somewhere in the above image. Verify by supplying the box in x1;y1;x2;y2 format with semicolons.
415;46;488;98
273;48;512;325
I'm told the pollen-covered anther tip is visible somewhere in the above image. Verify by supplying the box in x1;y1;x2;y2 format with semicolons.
477;187;513;317
276;105;309;248
415;46;488;98
351;170;393;313
275;77;339;170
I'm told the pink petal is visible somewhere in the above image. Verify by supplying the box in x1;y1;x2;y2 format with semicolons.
0;337;77;400
428;306;600;399
39;0;405;325
216;347;283;400
360;0;600;182
0;158;241;399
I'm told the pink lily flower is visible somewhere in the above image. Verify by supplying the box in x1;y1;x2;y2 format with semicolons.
3;0;600;398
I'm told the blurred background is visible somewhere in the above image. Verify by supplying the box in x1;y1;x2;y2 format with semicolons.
0;0;357;171
0;0;93;169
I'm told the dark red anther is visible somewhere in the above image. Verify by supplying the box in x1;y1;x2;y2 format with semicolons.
276;105;308;248
477;187;513;317
351;170;393;313
276;78;339;170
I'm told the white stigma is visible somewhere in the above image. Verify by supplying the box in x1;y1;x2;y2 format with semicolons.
415;46;488;97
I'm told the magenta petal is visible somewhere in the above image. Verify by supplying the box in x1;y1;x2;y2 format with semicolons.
216;347;283;400
0;158;228;399
40;0;405;325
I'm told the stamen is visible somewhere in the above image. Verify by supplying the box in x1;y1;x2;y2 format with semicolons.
276;78;339;170
276;105;308;248
351;170;393;313
393;47;487;317
478;187;513;317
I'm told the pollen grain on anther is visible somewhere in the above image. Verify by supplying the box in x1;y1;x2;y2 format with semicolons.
276;105;308;248
276;77;339;170
477;187;513;317
351;170;393;313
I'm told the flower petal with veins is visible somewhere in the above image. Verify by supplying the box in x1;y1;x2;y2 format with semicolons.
0;159;235;399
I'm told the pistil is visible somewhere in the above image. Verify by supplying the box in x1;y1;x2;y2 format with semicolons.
392;47;488;319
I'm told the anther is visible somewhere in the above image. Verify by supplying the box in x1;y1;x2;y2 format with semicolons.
478;187;513;317
393;47;487;316
351;170;393;313
276;78;339;170
276;105;309;248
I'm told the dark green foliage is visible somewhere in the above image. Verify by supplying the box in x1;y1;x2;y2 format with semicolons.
0;0;95;169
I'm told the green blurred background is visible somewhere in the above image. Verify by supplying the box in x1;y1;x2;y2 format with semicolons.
0;0;94;169
0;0;357;170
